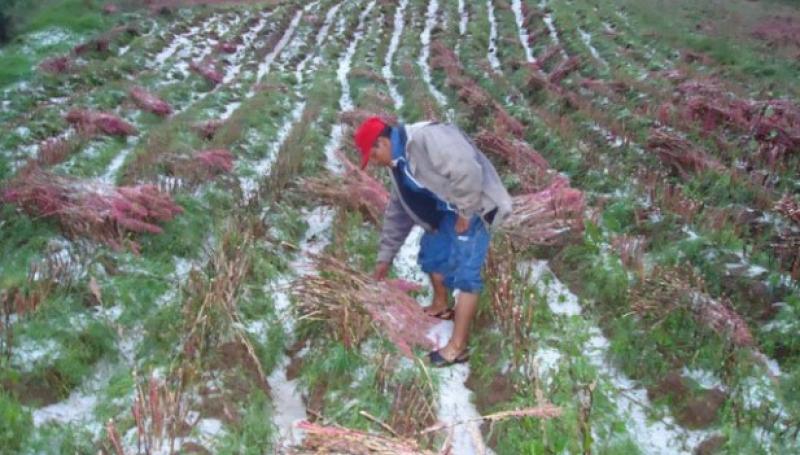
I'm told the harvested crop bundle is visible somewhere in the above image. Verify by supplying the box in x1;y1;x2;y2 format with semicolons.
501;178;585;246
39;55;71;74
473;130;552;191
190;60;223;85
300;152;389;223
292;255;438;357
293;421;435;455
646;128;724;178
130;86;172;116
629;268;754;347
193;119;224;139
1;166;182;250
66;109;137;137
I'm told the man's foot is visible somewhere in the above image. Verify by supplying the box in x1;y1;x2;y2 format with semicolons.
423;297;451;319
426;308;454;320
428;348;469;367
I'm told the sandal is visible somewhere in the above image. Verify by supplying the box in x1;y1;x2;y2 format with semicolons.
427;308;455;320
428;349;470;367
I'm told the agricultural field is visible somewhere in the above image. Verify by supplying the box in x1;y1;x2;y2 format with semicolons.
0;0;799;453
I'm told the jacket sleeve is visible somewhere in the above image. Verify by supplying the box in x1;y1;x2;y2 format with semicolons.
377;188;415;264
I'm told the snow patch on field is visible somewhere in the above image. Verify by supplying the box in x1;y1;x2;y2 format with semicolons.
521;256;715;453
253;9;304;91
392;229;489;454
578;27;608;67
419;0;448;107
102;136;139;183
240;100;306;200
323;1;376;173
520;260;581;316
456;0;468;56
512;0;536;64
486;0;501;73
268;206;333;447
383;0;408;108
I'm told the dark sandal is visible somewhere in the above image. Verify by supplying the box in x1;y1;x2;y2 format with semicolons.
428;349;470;367
428;308;455;320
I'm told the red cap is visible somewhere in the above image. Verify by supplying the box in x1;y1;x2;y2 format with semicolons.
354;117;386;169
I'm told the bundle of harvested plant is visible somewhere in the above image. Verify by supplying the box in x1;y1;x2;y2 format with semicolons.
301;153;389;223
166;149;235;183
1;166;182;249
500;178;585;246
429;41;462;79
292;421;436;455
580;78;628;96
39;55;71;74
473;130;551;191
130;86;172;116
193;119;224;139
776;194;800;225
66;109;137;137
216;41;238;53
682;96;750;133
611;235;648;277
750;99;800;161
292;255;437;357
537;45;563;68
549;56;581;84
646;128;724;179
36;134;85;166
688;291;754;347
190;60;223;85
429;41;525;138
629;268;754;347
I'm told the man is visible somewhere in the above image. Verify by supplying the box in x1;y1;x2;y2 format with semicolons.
353;117;512;367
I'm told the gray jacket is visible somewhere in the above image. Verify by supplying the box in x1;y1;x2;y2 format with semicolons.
377;122;512;264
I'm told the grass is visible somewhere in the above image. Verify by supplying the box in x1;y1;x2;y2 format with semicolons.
0;0;111;87
0;390;31;453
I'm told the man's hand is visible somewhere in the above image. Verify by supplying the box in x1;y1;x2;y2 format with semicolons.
455;215;470;234
373;262;391;280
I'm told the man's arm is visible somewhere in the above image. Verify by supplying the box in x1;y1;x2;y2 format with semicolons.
375;188;415;275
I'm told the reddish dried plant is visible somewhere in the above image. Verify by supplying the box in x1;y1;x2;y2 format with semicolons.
66;109;137;137
190;60;223;85
751;16;800;48
776;194;800;225
430;40;525;138
301;152;389;224
130;86;173;116
129;375;185;455
39;55;71;74
611;235;648;277
216;41;239;54
295;421;435;454
646;128;725;179
501;177;586;247
537;45;563;68
192;119;225;139
485;241;536;360
166;149;235;183
36;135;84;166
292;255;440;357
105;419;125;455
548;56;581;84
474;130;551;191
629;267;754;347
2;167;182;250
